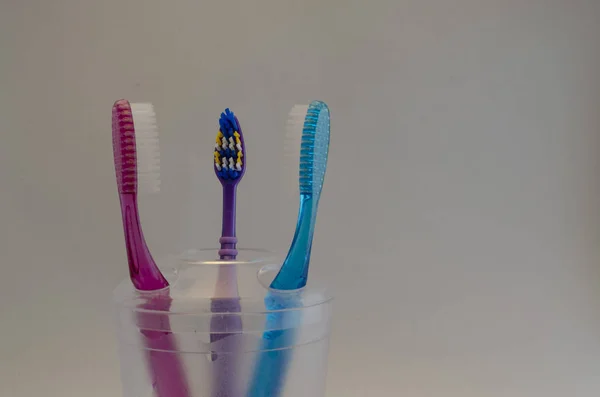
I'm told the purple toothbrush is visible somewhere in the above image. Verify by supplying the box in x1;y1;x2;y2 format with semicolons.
211;109;246;397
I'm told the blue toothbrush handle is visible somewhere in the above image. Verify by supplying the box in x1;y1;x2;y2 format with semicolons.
270;195;315;291
247;196;316;396
247;294;302;397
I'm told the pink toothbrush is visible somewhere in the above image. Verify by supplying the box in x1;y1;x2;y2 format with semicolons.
112;99;191;397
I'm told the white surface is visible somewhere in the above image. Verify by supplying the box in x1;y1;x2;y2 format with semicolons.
1;1;600;396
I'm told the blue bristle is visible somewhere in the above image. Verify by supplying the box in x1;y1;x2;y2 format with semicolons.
299;102;330;195
219;108;237;137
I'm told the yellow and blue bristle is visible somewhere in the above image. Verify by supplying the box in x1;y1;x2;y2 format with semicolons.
214;108;244;180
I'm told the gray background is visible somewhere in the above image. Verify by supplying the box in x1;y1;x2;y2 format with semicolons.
2;1;600;396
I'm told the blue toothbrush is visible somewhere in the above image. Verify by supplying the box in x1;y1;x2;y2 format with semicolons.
247;101;330;397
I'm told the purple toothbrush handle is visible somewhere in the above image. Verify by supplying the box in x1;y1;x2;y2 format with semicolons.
219;236;238;258
210;298;243;397
219;184;238;259
119;193;169;291
212;183;243;397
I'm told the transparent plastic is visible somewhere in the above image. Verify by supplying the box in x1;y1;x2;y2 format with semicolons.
113;248;333;397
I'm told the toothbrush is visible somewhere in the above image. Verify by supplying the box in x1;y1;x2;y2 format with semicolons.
112;100;167;291
211;108;246;397
247;101;331;397
112;100;190;397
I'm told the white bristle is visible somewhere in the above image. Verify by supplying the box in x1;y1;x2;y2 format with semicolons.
130;102;160;194
282;104;309;196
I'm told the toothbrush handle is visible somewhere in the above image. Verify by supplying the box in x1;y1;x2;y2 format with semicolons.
248;196;316;396
213;183;243;396
137;293;192;397
119;193;168;291
247;293;302;397
119;195;188;396
270;195;315;290
210;297;243;397
219;183;238;259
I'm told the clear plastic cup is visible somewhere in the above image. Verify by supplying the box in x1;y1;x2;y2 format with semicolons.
113;248;333;397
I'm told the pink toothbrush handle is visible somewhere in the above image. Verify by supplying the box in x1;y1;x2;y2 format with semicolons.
120;194;190;396
139;294;191;397
119;193;169;291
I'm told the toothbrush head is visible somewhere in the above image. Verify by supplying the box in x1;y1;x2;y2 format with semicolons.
112;100;160;194
299;101;330;196
214;108;245;184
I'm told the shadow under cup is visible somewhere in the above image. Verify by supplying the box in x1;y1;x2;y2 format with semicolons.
113;248;333;397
